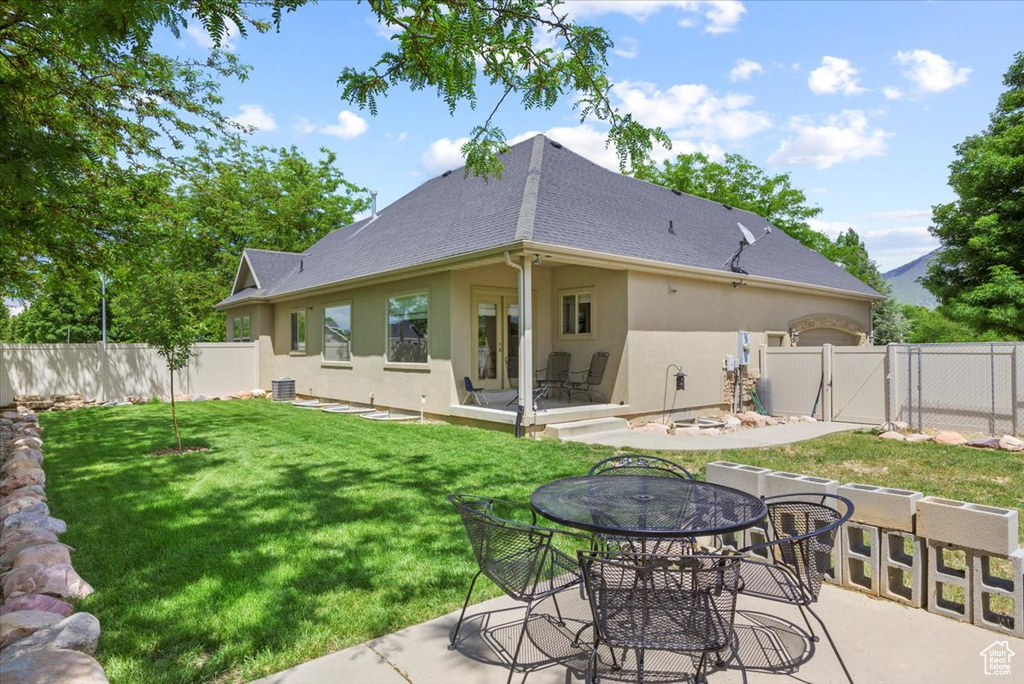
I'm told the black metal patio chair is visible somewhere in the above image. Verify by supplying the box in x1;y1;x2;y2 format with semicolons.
588;454;696;480
536;351;572;401
737;493;855;684
448;494;591;684
566;351;610;402
577;550;742;684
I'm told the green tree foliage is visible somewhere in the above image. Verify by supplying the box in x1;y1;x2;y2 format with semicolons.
831;229;909;345
3;275;106;343
2;0;664;297
922;52;1024;339
114;270;209;451
634;152;830;253
903;305;1003;344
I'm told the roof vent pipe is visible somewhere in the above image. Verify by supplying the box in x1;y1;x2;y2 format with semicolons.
370;190;378;220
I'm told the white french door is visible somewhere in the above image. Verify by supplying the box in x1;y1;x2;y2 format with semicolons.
472;289;519;390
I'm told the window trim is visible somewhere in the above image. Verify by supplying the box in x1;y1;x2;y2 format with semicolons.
289;309;307;354
557;287;596;341
321;301;353;366
384;290;430;367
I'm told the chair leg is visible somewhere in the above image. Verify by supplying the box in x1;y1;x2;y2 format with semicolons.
449;569;482;648
694;651;709;684
797;603;819;642
805;604;855;684
507;601;536;684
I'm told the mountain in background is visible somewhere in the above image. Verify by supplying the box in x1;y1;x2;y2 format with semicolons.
883;249;940;308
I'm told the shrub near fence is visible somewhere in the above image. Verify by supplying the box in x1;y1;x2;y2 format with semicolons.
0;343;260;407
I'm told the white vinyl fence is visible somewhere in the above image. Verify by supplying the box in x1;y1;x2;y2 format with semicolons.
0;342;260;407
760;342;1024;435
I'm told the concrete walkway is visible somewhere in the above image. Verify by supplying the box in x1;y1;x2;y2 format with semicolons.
253;583;1021;684
566;421;865;451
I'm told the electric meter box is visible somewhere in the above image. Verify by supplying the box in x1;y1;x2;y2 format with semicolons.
725;355;736;372
737;331;751;366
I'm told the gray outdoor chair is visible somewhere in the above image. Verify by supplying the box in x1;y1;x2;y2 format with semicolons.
577;550;742;684
737;493;855;684
535;351;572;400
462;377;489;406
448;494;590;684
566;351;610;402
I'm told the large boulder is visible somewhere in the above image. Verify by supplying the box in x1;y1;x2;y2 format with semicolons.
11;543;73;570
0;611;64;649
632;422;670;435
0;541;72;572
672;426;702;437
968;436;1002;449
0;595;75;618
0;498;48;520
905;433;933;443
0;486;47;503
1;563;94;600
0;528;59;557
0;613;101;661
999;435;1024;452
1;510;65;536
251;388;267;398
1;458;42;479
879;431;906;441
0;470;46;496
722;415;742;428
0;648;108;684
934;430;967;445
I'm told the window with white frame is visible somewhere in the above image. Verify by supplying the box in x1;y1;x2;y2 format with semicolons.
231;315;251;342
387;293;428;363
290;310;306;352
560;290;593;336
323;303;352;362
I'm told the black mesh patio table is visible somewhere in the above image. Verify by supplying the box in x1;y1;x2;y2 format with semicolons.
531;475;767;538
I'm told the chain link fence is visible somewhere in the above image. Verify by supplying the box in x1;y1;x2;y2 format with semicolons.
888;342;1024;435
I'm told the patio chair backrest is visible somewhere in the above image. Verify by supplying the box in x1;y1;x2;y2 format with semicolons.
587;454;695;480
448;494;554;601
540;351;571;384
583;351;610;384
578;550;741;652
463;376;476;393
757;495;848;600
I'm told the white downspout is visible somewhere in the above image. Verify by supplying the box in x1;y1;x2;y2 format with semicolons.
505;252;534;426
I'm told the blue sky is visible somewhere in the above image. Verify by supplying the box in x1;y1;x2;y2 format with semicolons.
165;0;1023;272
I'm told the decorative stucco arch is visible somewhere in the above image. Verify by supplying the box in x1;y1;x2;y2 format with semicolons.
789;313;868;346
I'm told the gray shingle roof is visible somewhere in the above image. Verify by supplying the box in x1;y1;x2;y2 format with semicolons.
218;135;880;307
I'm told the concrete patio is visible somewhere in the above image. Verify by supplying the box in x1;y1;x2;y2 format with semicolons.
253;581;1022;684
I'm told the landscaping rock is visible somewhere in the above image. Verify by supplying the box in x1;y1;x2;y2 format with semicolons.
739;411;766;426
633;422;670;435
933;430;967;445
1;540;71;570
672;426;702;437
0;611;64;649
1;511;65;536
723;415;742;428
0;528;59;557
702;428;722;436
1;563;94;600
892;421;909;430
11;543;72;570
764;417;778;426
0;470;46;496
0;648;108;684
905;433;933;443
0;498;48;520
879;431;906;441
251;388;267;398
237;391;253;399
124;395;143;405
7;437;42;450
0;613;101;661
1;458;42;478
968;436;1002;449
999;435;1024;452
0;485;47;503
0;595;74;618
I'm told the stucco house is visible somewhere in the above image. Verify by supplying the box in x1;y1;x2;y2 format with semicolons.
216;135;880;430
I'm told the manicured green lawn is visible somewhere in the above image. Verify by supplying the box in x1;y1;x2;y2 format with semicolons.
40;402;1022;683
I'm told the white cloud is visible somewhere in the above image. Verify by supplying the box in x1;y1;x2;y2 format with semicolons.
231;105;276;132
321;111;368;140
807;219;850;240
809;209;939;271
519;124;722;171
185;18;239;51
560;1;745;34
808;56;867;95
769;110;891;169
896;49;971;93
613;36;639;59
611;81;772;141
293;117;318;135
883;87;904;101
421;137;470;174
730;58;764;82
862;209;931;222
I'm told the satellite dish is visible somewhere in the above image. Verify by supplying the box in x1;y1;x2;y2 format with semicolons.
737;222;756;246
724;222;773;274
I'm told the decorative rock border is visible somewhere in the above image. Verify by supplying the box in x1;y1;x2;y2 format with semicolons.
0;408;108;683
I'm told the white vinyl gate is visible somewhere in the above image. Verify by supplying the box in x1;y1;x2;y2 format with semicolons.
761;344;886;424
